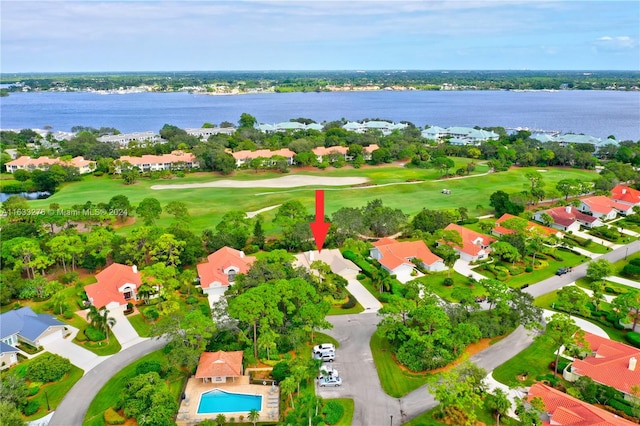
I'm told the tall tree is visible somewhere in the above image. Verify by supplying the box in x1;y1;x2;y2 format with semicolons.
135;197;162;226
544;313;587;375
612;290;640;331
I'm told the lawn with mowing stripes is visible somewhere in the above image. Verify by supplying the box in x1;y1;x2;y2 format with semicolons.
24;165;599;234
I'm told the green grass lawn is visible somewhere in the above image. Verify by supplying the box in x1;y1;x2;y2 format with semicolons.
74;332;122;356
328;300;365;315
26;165;599;235
83;349;184;426
410;271;485;302
327;398;355;426
127;313;153;337
612;251;640;275
6;359;83;421
492;335;557;388
402;406;519;426
370;331;431;398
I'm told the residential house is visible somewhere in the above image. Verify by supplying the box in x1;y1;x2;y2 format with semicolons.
231;149;296;168
611;185;640;208
84;263;142;311
185;127;235;138
443;223;495;262
371;237;446;282
117;150;199;173
493;213;562;238
312;146;349;163
533;206;602;232
257;122;323;133
97;131;161;147
579;195;635;219
363;144;380;161
527;382;636;426
421;126;499;145
196;247;256;302
195;350;243;383
5;156;95;174
342;121;407;136
294;249;360;280
0;307;65;368
420;126;448;140
563;332;640;403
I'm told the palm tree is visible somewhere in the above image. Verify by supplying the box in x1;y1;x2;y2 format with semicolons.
88;306;117;343
51;292;68;315
248;408;260;426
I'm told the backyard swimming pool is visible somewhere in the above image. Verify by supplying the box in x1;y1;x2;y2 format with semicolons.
197;389;263;414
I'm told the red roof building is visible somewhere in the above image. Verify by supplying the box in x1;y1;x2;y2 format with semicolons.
118;150;199;172
579;196;635;219
564;332;640;400
370;238;446;282
84;263;142;310
231;148;296;167
5;156;95;174
528;383;636;425
493;213;560;238
611;185;640;207
195;350;244;383
197;247;256;296
443;223;495;262
533;206;602;232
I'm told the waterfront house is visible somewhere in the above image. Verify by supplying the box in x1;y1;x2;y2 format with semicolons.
84;263;142;311
185;127;235;138
97;131;161;147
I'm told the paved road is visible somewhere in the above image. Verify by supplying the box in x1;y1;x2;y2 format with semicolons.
525;239;640;298
48;337;167;426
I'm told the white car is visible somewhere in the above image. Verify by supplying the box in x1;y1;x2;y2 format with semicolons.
318;376;342;387
317;365;339;380
313;343;335;352
313;351;335;362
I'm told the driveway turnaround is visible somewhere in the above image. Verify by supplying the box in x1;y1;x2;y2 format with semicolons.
49;337;167;426
110;309;147;349
42;326;108;373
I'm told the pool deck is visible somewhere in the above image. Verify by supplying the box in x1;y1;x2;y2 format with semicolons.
176;376;280;424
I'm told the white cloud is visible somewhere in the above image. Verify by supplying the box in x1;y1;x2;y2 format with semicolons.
595;35;637;49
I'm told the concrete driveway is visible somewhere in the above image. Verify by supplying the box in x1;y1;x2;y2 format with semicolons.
345;279;382;312
42;326;109;373
110;310;147;349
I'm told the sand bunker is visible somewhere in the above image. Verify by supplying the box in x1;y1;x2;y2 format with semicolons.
151;175;368;190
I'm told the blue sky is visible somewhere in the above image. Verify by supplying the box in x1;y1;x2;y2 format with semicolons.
1;1;639;73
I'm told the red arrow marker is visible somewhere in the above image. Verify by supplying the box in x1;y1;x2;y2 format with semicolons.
309;189;331;252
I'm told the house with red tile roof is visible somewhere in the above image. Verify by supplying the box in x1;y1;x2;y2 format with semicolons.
370;238;446;282
493;213;562;238
118;150;199;173
195;350;244;383
5;156;95;174
578;196;635;219
527;383;636;425
442;223;495;262
563;331;640;403
533;206;602;232
84;263;142;311
231;148;296;168
196;247;256;303
312;146;349;163
611;185;640;208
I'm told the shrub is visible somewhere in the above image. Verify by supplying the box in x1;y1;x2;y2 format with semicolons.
75;329;87;342
63;310;73;320
186;296;198;305
525;266;533;273
26;353;71;383
104;407;126;425
341;294;357;309
443;278;454;287
271;361;290;382
508;265;524;275
622;263;640;277
143;308;159;321
626;332;640;348
322;400;345;425
28;383;41;396
356;273;366;280
59;271;79;284
85;326;106;342
22;400;40;416
135;360;163;376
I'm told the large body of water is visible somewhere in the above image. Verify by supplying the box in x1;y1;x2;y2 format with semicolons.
1;90;639;141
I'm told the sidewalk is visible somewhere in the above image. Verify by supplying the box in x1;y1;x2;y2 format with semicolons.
606;275;640;290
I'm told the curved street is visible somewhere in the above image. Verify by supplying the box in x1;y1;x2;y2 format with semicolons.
48;338;167;426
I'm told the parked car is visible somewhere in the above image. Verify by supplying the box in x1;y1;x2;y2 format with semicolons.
556;267;568;276
313;351;335;362
317;365;339;380
313;343;335;352
318;376;342;387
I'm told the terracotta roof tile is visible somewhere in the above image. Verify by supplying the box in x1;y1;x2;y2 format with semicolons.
443;223;495;257
544;206;598;227
196;247;256;289
581;196;634;215
195;351;243;378
494;213;558;236
373;239;443;270
611;185;640;206
85;263;141;309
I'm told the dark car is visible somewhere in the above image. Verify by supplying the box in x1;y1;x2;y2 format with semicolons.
556;267;568;276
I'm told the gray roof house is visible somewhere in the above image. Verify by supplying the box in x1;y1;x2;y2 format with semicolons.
0;307;65;352
0;341;19;370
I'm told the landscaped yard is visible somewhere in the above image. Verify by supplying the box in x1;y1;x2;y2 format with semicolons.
401;406;519;426
83;349;186;426
370;331;432;397
492;334;558;388
326;398;355;426
410;271;485;302
5;357;83;421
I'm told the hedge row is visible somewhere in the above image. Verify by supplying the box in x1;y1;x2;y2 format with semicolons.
626;331;640;348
